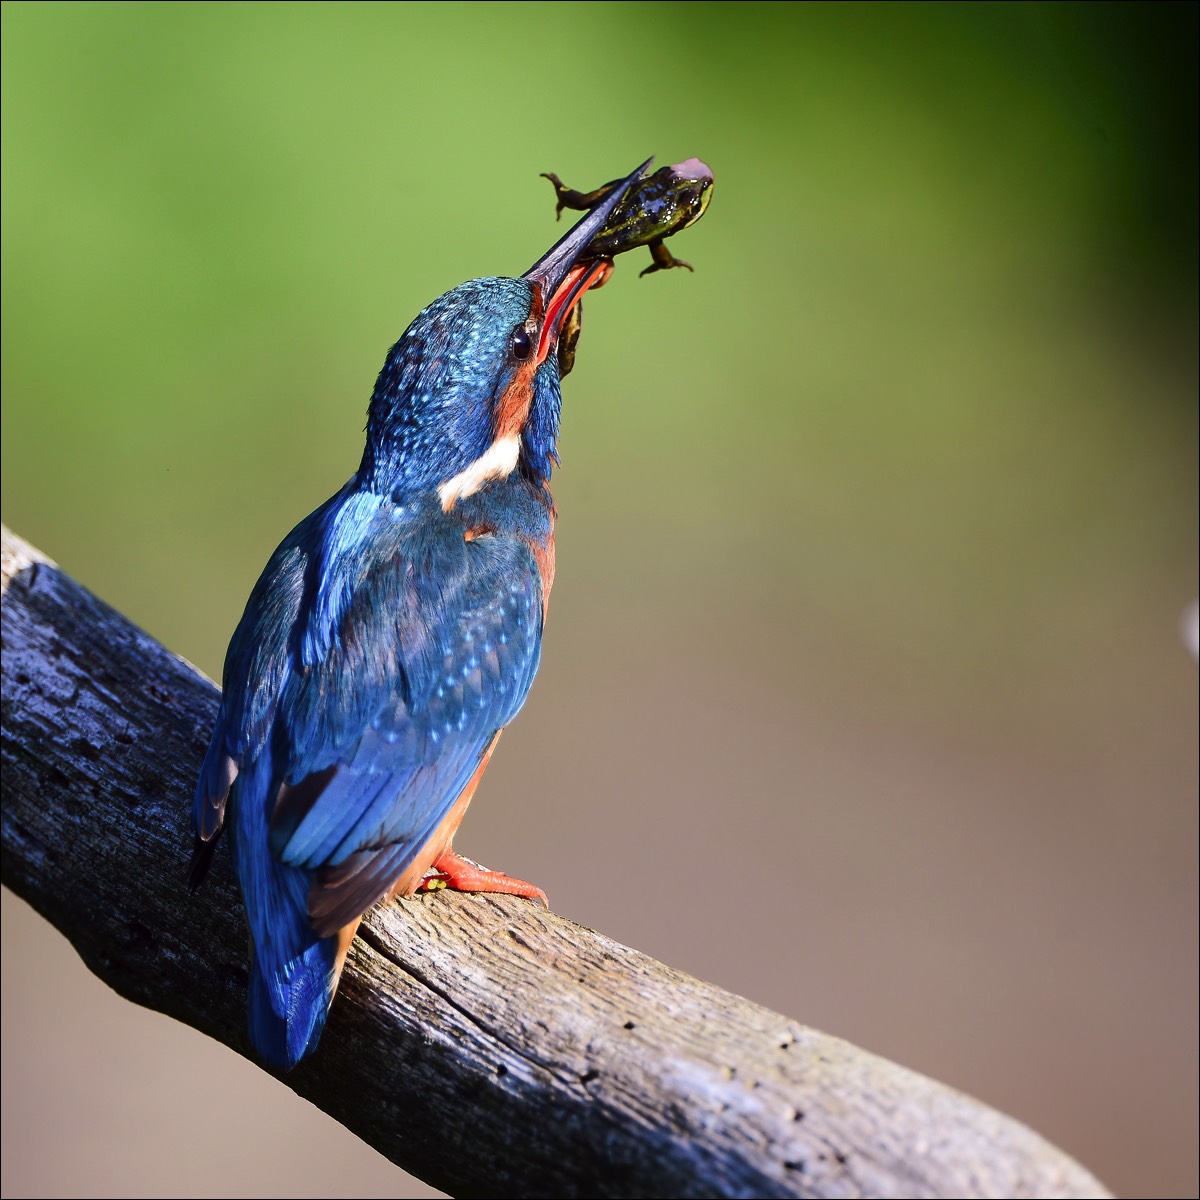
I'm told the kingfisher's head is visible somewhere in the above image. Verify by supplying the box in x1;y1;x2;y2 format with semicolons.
359;161;647;507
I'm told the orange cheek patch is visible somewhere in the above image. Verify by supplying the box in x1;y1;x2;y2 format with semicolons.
493;355;538;440
493;288;545;440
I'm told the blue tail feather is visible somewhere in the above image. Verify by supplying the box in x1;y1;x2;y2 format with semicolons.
248;935;337;1070
235;754;339;1068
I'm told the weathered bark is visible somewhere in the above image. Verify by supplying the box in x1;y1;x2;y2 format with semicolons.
0;524;1110;1200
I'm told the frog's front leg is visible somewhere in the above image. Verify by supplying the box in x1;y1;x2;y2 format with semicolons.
639;238;694;277
557;300;583;378
541;172;621;220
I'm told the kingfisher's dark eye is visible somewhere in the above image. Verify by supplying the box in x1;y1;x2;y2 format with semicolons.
511;326;533;360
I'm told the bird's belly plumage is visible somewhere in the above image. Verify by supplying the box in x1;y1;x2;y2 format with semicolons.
385;730;502;901
521;526;556;621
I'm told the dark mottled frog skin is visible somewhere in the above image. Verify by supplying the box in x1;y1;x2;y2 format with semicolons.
542;157;714;277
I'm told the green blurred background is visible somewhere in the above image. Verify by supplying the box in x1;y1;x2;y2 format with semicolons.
2;2;1196;1196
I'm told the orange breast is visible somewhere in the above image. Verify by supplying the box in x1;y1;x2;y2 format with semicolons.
386;732;502;900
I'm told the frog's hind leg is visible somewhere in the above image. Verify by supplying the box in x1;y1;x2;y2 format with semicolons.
640;238;694;277
541;172;621;219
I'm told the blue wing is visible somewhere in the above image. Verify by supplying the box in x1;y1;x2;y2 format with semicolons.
190;482;549;1066
270;509;546;934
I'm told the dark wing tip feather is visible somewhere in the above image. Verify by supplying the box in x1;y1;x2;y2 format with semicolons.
187;830;222;891
308;846;402;938
268;764;339;861
194;745;238;837
190;744;238;889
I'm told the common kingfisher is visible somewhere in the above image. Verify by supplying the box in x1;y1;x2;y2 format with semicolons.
189;162;647;1069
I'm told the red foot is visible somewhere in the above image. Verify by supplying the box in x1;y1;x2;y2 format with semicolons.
420;850;549;908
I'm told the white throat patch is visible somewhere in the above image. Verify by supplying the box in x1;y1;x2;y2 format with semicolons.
437;434;521;511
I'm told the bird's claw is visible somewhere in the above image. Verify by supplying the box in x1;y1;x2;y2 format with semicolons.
419;850;549;908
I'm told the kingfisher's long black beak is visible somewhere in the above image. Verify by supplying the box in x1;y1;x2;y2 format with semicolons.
524;157;652;365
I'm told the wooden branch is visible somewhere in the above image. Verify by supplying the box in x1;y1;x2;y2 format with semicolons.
0;523;1110;1200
